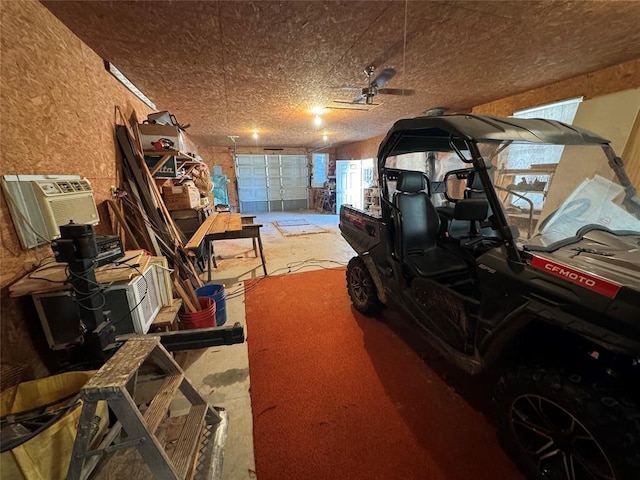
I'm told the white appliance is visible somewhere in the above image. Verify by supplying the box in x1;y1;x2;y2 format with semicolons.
32;264;162;350
1;174;100;249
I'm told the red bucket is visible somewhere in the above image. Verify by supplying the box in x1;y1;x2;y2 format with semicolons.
178;297;216;329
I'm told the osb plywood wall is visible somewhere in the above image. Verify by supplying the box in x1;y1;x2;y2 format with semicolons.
0;0;151;379
335;135;385;162
198;147;238;210
472;59;640;116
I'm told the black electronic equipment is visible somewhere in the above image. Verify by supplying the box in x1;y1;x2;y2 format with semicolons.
94;234;124;266
51;222;116;363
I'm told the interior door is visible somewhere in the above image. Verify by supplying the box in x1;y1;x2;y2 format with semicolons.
336;159;371;212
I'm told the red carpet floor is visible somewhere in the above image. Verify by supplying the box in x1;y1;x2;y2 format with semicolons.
246;268;522;480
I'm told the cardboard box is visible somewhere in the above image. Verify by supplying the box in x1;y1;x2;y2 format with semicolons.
163;185;200;210
144;155;178;178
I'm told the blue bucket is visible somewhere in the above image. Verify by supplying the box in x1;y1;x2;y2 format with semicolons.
195;284;227;326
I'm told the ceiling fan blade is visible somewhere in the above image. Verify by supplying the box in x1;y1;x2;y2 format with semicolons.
377;88;415;96
325;102;376;111
350;94;366;104
335;86;363;92
372;68;396;88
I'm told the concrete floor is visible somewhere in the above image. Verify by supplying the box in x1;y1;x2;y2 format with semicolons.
182;211;355;480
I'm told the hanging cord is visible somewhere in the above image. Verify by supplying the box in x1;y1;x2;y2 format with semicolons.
402;0;408;79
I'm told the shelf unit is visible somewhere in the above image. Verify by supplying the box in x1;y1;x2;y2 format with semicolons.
496;164;557;238
363;187;380;214
495;164;557;198
143;150;205;179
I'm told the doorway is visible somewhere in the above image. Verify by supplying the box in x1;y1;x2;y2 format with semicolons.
335;158;374;212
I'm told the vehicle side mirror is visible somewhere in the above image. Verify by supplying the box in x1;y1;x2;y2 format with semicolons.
444;169;472;201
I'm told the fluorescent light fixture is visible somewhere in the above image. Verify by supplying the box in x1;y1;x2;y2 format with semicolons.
104;60;156;110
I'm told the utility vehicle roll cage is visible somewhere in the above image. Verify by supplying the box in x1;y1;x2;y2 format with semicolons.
375;114;631;267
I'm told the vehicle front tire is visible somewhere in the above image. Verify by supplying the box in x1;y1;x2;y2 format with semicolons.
346;256;384;316
493;364;640;480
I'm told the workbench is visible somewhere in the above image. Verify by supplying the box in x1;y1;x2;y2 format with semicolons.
185;212;267;281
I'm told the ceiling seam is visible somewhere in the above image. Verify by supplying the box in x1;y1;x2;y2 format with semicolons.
322;2;395;83
217;0;231;138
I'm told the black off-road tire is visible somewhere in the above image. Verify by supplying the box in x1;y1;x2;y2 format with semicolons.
346;256;384;316
494;364;640;480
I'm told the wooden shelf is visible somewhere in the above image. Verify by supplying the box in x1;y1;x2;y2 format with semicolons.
143;149;201;162
144;150;204;178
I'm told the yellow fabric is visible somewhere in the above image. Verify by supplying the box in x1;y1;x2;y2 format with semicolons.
0;371;108;480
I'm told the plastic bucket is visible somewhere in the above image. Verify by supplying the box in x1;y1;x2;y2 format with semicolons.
196;284;227;326
178;297;216;329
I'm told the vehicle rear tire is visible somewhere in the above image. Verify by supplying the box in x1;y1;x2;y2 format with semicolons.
346;256;384;316
493;364;640;480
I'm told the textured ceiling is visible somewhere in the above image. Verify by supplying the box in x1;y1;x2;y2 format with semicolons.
43;1;640;149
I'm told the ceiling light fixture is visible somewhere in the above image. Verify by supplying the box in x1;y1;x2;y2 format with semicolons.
104;60;156;109
322;134;328;142
314;115;322;126
311;106;327;115
252;132;259;139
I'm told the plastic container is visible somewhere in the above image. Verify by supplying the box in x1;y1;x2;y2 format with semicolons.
178;297;216;329
196;284;227;326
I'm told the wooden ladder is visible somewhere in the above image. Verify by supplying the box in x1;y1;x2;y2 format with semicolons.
66;336;227;480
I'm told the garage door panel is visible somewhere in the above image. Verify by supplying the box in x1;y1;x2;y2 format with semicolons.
237;154;308;211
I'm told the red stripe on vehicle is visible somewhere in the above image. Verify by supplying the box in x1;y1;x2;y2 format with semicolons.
531;256;621;299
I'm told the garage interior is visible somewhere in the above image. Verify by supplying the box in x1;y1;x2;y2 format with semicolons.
1;1;640;479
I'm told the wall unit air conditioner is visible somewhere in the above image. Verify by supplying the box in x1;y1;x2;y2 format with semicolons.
1;174;100;249
32;264;162;350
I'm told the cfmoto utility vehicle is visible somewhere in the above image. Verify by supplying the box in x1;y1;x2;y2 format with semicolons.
339;114;640;480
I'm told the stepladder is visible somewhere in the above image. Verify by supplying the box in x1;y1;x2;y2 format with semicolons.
66;336;228;480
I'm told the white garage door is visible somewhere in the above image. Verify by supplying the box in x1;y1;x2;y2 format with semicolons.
237;154;308;212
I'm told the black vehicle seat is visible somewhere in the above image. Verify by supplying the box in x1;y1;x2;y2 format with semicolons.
465;170;487;199
454;199;488;234
392;171;468;278
463;169;496;235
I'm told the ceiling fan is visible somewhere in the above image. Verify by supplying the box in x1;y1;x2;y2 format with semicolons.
345;65;415;105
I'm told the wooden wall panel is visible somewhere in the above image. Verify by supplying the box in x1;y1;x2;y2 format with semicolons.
0;0;151;378
541;90;640;222
335;134;385;162
624;110;640;190
472;59;640;117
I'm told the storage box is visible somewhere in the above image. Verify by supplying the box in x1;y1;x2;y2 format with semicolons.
139;124;198;155
144;155;179;177
163;185;200;210
139;124;183;152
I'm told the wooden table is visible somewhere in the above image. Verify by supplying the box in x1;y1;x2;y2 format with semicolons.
185;212;267;281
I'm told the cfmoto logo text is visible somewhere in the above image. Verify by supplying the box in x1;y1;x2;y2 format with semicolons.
543;262;596;287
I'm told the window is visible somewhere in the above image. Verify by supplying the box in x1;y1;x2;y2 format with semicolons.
312;153;328;187
499;97;583;209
